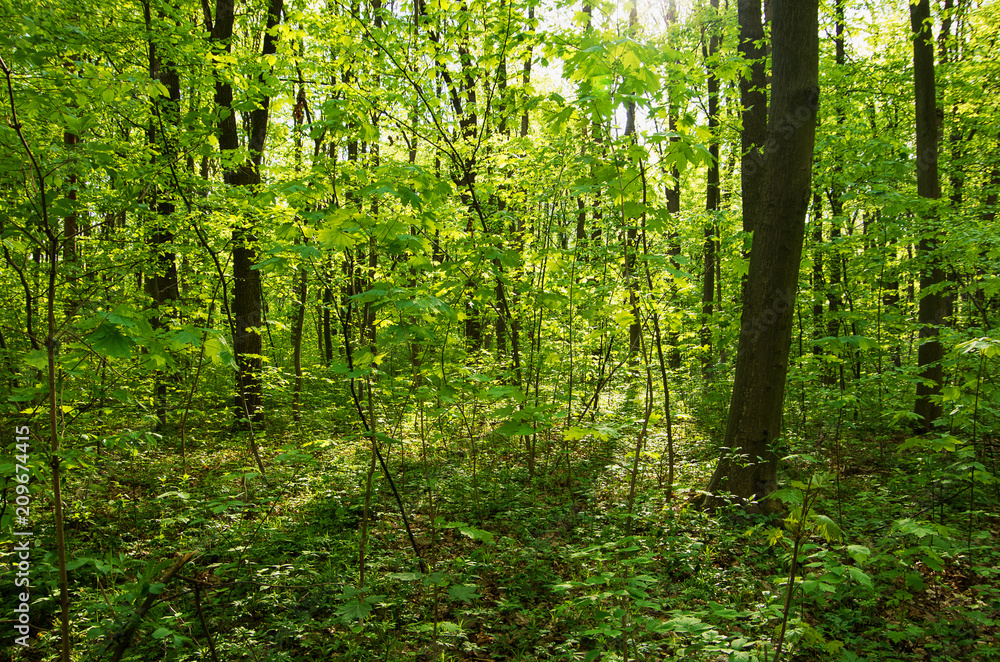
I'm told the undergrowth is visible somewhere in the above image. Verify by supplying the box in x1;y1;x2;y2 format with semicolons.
2;411;999;662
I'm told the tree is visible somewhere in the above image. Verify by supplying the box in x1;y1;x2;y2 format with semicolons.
911;0;948;429
737;0;766;237
702;0;819;512
700;0;722;376
210;0;284;430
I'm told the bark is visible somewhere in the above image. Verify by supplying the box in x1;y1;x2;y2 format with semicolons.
701;0;721;374
323;280;335;364
292;83;307;423
63;130;78;265
738;0;767;236
910;0;947;429
520;4;534;139
824;0;847;388
144;1;182;429
703;0;818;512
212;0;283;427
626;1;642;357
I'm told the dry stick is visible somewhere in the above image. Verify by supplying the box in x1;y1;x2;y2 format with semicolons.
833;400;845;529
338;303;427;574
192;581;221;662
1;54;72;662
107;552;197;662
625;337;654;539
771;485;819;662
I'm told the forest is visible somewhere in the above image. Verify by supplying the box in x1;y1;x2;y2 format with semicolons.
1;0;999;659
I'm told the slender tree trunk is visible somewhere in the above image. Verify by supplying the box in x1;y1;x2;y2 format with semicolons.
824;0;847;388
701;0;721;375
810;192;824;361
143;1;182;430
520;3;534;139
626;1;642;357
738;0;767;237
702;0;819;512
212;0;283;429
911;0;948;429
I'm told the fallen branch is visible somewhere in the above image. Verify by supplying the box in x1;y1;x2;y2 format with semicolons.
107;551;198;662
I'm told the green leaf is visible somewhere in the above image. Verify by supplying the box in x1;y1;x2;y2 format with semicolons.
337;599;373;622
458;525;494;544
847;566;873;588
66;557;91;571
88;323;133;359
846;544;871;565
388;572;422;581
448;583;480;604
708;602;740;619
812;515;842;542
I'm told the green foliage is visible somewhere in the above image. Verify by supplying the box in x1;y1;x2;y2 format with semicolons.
1;0;1000;660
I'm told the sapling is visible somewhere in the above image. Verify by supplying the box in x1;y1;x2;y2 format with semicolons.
766;472;841;662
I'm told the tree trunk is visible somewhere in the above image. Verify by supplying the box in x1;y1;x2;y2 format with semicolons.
626;1;642;357
910;0;947;429
810;192;824;361
701;0;721;375
144;1;181;429
702;0;818;512
212;0;283;428
738;0;767;237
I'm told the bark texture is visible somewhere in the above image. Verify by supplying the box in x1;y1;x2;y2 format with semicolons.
703;0;819;512
212;0;283;426
911;0;947;429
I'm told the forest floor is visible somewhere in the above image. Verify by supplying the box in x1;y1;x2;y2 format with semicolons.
4;409;1000;661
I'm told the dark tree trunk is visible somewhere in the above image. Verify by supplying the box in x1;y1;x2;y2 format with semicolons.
212;0;283;428
702;0;818;512
144;2;181;429
701;0;721;375
910;0;947;429
291;267;307;422
63;130;78;266
738;0;767;237
520;4;534;139
626;1;642;357
322;283;335;365
824;0;848;388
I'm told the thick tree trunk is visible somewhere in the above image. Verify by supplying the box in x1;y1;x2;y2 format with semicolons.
703;0;818;512
911;0;947;429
